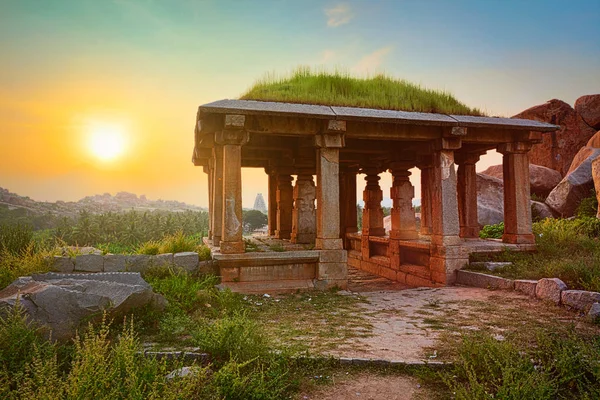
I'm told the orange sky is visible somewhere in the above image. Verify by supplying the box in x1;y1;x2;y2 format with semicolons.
1;1;598;208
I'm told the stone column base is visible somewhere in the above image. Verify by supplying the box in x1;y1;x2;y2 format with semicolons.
502;233;535;244
430;245;469;285
315;238;343;250
220;241;245;254
316;249;348;289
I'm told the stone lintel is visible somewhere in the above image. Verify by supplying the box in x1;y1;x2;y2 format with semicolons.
434;137;462;151
450;126;467;136
327;119;347;132
497;141;532;154
454;152;481;165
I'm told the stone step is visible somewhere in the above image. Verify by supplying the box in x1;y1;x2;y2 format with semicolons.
218;279;315;294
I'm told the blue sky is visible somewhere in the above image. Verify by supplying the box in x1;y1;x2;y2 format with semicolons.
1;0;599;206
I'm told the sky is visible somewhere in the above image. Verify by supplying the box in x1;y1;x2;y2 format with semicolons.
1;0;599;208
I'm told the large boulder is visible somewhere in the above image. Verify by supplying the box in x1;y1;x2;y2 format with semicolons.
480;163;562;198
585;130;600;148
477;173;504;226
513;99;596;176
545;147;600;217
575;94;600;130
593;157;600;218
0;272;166;341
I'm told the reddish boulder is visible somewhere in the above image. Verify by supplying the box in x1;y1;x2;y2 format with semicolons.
513;99;596;176
545;147;600;217
586;130;600;148
480;163;562;198
592;157;600;218
575;94;600;130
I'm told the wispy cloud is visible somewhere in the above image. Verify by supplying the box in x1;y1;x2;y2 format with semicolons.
352;46;393;74
324;4;353;27
320;49;336;63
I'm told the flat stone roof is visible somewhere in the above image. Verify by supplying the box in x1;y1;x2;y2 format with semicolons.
199;99;559;132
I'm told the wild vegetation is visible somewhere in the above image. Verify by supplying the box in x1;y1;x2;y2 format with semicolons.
241;67;483;116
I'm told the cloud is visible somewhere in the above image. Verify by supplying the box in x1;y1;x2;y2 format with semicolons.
320;49;336;63
352;46;393;74
325;4;353;27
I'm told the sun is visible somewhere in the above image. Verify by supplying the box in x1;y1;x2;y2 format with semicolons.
87;122;128;161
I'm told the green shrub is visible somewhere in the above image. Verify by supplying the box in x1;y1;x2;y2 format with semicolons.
576;192;598;218
192;313;270;364
268;243;286;252
0;246;51;290
196;245;211;261
0;223;33;255
137;240;161;255
158;232;199;254
479;222;504;239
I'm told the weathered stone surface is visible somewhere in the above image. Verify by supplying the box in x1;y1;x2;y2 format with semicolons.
51;256;74;273
476;173;504;226
104;254;126;272
588;303;600;320
514;279;537;297
561;290;600;312
74;254;104;272
59;246;102;256
593;157;600;218
455;270;514;290
125;255;152;272
535;278;567;304
0;272;166;340
480;164;562;198
166;366;202;380
575;94;600;130
513;99;596;176
173;252;198;272
585;130;600;148
531;201;555;220
545;147;600;217
153;253;174;268
198;260;217;275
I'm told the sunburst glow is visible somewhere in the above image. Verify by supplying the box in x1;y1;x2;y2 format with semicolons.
87;122;128;161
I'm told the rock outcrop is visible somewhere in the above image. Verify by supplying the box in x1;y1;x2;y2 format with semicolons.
480;164;562;198
545;147;600;217
0;272;166;341
575;94;600;130
477;173;504;226
513;99;596;176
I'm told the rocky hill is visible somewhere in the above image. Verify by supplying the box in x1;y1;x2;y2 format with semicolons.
0;187;205;217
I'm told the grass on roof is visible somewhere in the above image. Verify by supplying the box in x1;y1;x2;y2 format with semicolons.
240;67;483;116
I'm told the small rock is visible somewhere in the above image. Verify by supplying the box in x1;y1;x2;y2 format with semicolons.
165;366;201;380
535;278;567;305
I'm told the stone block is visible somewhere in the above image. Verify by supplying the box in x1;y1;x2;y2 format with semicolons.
514;280;537;297
220;267;240;282
126;255;152;272
561;290;600;312
455;270;514;290
470;262;513;272
174;252;199;272
199;260;218;275
379;266;397;281
318;250;347;263
104;254;126;272
317;262;347;280
315;238;343;250
535;278;567;305
51;256;74;273
405;273;436;287
347;256;361;269
75;254;104;272
153;253;174;268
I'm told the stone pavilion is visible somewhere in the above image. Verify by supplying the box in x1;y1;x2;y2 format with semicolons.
193;99;558;292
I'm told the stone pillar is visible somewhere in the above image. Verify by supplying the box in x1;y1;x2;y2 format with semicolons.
429;136;468;285
389;163;418;240
204;161;213;240
275;173;294;239
266;169;278;236
498;142;535;244
211;145;224;247
340;167;358;248
361;167;385;236
419;164;433;236
291;171;316;244
456;153;480;238
315;125;347;290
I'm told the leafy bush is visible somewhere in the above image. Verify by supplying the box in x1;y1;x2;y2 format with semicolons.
196;245;211;261
0;245;51;290
137;240;161;255
576;192;598;218
0;223;33;255
479;222;504;239
441;329;600;399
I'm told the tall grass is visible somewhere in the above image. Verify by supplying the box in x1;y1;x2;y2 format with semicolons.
0;245;52;290
240;67;483;115
0;223;34;255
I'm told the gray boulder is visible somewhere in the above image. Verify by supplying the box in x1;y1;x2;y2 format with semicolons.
0;272;166;341
561;290;600;312
480;163;562;198
545;147;600;217
477;173;504;226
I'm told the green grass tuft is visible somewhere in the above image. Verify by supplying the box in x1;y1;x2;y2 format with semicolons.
240;67;483;115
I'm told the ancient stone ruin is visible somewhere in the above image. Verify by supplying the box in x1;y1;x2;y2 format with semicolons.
193;100;557;292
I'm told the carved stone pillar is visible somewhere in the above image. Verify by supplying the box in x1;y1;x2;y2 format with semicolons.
456;153;481;238
340;167;358;248
275;172;294;240
498;142;535;244
216;116;248;254
361;167;385;237
389;163;418;240
291;171;316;244
266;169;278;236
204;161;213;240
315;124;347;290
419;162;433;236
211;145;224;247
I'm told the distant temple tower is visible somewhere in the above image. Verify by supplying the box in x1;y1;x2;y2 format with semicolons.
253;193;267;213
